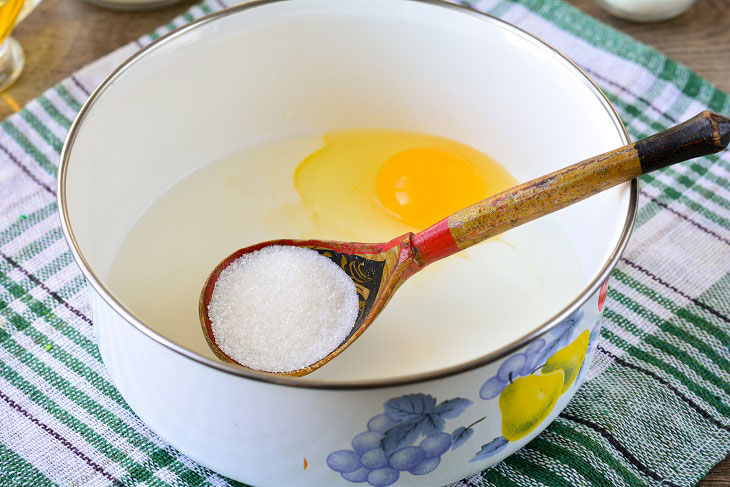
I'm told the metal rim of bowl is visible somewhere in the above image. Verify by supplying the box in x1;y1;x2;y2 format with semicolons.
58;0;637;390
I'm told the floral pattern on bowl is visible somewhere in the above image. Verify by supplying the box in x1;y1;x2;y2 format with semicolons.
327;304;603;485
472;310;601;461
326;394;474;485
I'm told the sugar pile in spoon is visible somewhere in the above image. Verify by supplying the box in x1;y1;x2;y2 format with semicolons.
207;245;359;373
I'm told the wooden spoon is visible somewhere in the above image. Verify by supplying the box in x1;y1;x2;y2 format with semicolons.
200;110;730;376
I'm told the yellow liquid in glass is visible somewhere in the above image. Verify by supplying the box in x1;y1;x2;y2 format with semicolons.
0;0;23;44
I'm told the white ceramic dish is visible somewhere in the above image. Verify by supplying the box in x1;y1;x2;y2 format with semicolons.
59;0;636;485
593;0;696;22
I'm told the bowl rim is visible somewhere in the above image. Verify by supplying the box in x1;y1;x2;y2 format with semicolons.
58;0;636;390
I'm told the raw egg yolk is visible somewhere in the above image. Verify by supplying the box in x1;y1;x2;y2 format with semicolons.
376;147;487;228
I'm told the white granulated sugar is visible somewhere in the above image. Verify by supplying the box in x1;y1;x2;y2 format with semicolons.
208;245;360;372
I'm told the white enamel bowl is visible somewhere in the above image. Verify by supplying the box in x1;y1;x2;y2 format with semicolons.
59;1;636;485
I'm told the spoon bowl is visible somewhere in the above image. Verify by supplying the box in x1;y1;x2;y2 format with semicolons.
200;110;730;376
199;234;417;376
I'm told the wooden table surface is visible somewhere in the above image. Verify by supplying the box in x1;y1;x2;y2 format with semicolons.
5;0;729;484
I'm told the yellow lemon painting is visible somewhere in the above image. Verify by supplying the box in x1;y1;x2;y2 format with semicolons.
498;371;565;442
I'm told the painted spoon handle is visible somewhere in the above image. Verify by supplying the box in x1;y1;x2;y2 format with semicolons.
411;110;730;266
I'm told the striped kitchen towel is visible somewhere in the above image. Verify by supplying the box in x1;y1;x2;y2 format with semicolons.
0;0;728;485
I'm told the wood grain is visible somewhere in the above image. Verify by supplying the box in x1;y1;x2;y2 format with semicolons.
3;0;729;484
702;455;730;487
568;0;730;94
